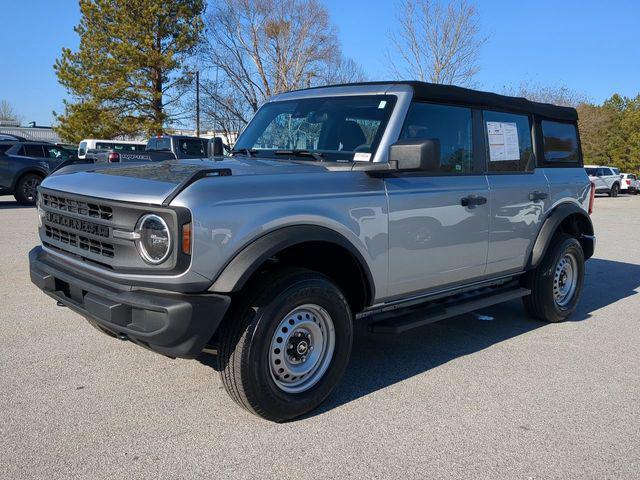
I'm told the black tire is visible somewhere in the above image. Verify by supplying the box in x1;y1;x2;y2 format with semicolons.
522;233;585;323
218;268;353;422
14;173;43;205
609;183;619;197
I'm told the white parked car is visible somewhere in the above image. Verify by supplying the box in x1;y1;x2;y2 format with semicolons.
77;139;146;160
585;165;622;197
620;173;638;194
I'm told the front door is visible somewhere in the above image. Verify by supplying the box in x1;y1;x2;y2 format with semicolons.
385;102;490;298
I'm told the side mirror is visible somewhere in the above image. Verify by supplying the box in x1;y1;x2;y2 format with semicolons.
388;138;440;172
209;137;224;157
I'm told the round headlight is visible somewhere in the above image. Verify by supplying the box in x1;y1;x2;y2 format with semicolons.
135;214;171;264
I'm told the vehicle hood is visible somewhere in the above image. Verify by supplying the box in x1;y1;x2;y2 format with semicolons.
41;156;331;204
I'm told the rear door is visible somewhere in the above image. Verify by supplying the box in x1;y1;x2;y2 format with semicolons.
0;143;15;189
385;102;490;298
483;110;550;276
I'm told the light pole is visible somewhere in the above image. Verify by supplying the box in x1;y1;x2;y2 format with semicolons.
195;70;200;137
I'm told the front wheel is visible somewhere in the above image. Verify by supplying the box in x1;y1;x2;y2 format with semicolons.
218;268;353;422
522;234;585;323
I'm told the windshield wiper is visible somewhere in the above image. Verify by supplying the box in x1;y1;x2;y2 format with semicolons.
274;149;324;162
230;148;258;157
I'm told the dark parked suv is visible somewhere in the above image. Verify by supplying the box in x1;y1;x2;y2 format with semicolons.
0;140;72;205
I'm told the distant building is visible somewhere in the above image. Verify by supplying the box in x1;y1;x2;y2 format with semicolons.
0;121;64;143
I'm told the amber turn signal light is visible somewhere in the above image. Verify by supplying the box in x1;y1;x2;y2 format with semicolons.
182;223;192;255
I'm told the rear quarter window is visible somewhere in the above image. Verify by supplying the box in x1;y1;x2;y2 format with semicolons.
541;120;580;165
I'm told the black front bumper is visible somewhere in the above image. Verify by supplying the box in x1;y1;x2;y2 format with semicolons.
29;247;230;359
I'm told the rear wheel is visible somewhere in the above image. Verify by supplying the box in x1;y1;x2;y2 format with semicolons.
609;183;619;197
14;173;43;205
522;234;585;323
218;268;353;422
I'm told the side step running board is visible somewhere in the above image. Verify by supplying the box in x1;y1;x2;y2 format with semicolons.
369;286;531;334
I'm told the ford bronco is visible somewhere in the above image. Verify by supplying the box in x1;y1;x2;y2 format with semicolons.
29;82;595;422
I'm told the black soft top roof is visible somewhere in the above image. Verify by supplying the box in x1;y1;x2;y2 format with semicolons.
303;81;578;122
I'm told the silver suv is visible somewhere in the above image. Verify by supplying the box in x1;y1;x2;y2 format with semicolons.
29;82;596;421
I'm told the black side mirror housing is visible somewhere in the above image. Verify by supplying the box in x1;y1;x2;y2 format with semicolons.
388;138;441;172
209;137;224;157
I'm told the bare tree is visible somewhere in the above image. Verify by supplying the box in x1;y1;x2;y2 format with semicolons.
387;0;486;86
0;100;20;122
200;0;364;138
503;81;588;107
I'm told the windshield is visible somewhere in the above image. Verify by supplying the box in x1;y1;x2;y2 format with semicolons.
234;95;397;161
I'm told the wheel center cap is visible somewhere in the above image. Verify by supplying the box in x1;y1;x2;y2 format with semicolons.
296;341;308;355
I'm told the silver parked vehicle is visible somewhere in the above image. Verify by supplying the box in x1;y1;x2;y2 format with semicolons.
29;82;596;421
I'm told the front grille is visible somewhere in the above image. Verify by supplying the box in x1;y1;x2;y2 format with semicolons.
39;188;184;273
42;192;113;221
45;225;115;258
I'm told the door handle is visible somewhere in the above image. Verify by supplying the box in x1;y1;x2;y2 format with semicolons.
461;195;487;208
529;190;549;201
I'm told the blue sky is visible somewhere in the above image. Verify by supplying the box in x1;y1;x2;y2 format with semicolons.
1;0;638;126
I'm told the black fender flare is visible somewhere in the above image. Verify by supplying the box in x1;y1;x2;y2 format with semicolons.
208;225;375;303
527;203;594;269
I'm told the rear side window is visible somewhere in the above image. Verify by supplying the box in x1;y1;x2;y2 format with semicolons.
21;145;46;157
483;111;533;172
541;121;579;164
0;144;12;154
400;102;473;174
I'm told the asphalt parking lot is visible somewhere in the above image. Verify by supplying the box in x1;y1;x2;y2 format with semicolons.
1;194;639;479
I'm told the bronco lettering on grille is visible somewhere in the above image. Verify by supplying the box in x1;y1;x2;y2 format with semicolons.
45;212;110;238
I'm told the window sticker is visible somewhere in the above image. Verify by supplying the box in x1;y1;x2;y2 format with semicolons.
487;121;519;161
353;152;371;161
378;100;387;109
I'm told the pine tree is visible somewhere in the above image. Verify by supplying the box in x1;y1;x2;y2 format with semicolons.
54;0;204;142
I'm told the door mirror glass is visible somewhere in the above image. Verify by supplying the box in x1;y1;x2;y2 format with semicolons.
389;139;440;172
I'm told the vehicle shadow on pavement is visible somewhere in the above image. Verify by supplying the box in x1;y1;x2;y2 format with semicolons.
573;258;640;321
198;258;639;418
316;258;640;415
0;200;32;209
